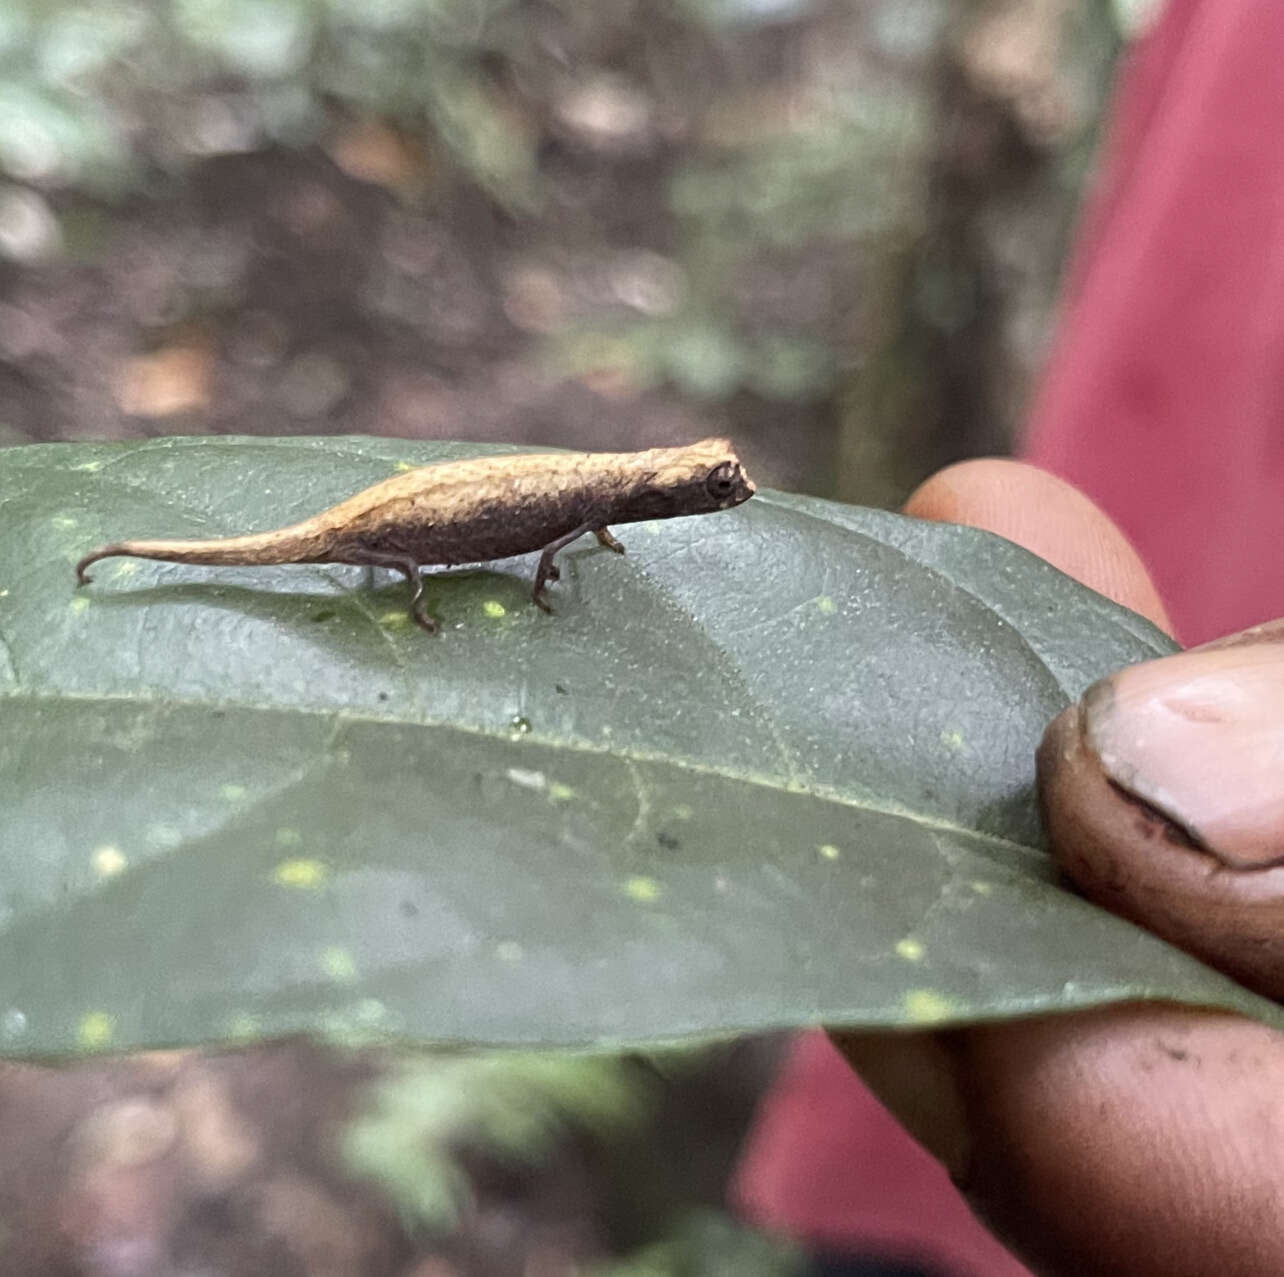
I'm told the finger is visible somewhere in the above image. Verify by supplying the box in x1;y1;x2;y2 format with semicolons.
1041;620;1284;1000
955;1004;1284;1277
905;458;1173;633
834;458;1284;1276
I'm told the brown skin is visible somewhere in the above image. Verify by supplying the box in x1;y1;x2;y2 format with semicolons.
1039;681;1284;1005
75;439;755;633
835;459;1284;1277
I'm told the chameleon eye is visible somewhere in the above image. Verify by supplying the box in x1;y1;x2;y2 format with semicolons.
705;462;737;499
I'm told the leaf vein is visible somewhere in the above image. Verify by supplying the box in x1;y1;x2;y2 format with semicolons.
0;683;1048;872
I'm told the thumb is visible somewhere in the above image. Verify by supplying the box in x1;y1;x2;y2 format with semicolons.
1040;618;1284;1001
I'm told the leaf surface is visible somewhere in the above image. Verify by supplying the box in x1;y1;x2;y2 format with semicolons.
0;436;1272;1057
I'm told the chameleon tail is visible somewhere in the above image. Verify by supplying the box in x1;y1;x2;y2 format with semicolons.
74;525;326;585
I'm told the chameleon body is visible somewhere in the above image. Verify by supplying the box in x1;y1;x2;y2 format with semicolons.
75;438;756;633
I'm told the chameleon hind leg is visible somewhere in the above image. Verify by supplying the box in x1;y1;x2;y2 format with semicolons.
348;550;436;634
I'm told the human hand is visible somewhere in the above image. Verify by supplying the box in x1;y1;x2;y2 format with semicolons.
834;459;1284;1277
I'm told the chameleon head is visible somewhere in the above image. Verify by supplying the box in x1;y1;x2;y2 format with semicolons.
630;437;755;517
698;439;756;510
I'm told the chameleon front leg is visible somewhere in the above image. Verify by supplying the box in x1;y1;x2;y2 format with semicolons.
532;524;627;612
349;551;437;634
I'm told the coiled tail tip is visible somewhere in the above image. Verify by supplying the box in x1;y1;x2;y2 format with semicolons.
75;545;123;586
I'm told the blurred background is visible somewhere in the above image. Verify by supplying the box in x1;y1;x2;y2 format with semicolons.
0;0;1154;504
0;1;1167;1275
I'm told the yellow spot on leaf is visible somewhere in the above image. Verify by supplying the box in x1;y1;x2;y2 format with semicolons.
506;767;546;791
816;595;838;615
970;880;994;896
495;940;523;963
903;989;954;1025
73;459;104;473
77;1011;115;1050
354;998;390;1026
672;804;693;821
817;843;841;861
52;515;77;529
0;588;8;598
482;600;506;618
624;875;662;903
895;937;924;962
394;460;416;472
92;845;127;878
226;1013;259;1040
547;781;575;803
379;610;409;627
320;947;358;984
220;783;247;801
70;596;90;613
274;828;302;848
273;858;328;889
940;729;965;750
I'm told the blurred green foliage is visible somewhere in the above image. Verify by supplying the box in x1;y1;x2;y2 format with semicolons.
344;1051;652;1231
0;0;947;434
0;0;533;196
592;1210;805;1277
342;1047;797;1269
0;0;1137;494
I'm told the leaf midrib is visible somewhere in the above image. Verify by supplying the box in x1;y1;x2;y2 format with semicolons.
0;683;1049;870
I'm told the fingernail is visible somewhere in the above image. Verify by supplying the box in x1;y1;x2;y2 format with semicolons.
1082;633;1284;869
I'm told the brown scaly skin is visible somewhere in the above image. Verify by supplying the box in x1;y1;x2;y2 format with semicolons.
74;439;756;633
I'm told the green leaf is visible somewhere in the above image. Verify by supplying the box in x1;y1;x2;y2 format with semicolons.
0;435;1275;1058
